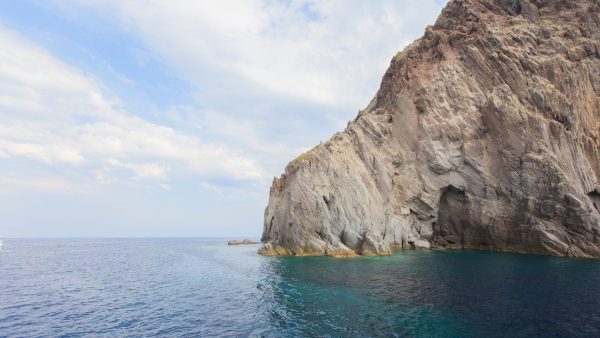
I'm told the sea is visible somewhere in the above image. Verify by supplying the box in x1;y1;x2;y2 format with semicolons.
1;238;599;337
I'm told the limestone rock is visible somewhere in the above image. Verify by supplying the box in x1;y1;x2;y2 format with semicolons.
257;242;292;256
259;0;600;258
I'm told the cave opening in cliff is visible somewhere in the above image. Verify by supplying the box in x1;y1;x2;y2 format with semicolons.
433;186;468;248
588;190;600;212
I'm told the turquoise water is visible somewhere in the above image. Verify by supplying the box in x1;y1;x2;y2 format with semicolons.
1;239;600;337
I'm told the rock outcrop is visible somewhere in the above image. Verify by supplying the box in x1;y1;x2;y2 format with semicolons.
259;0;600;258
228;239;260;245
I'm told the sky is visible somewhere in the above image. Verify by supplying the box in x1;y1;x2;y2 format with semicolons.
0;0;446;238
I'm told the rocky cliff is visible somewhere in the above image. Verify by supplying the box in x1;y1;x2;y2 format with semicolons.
259;0;600;258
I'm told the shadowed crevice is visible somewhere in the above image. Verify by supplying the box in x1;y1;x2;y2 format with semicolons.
589;190;600;212
433;186;468;249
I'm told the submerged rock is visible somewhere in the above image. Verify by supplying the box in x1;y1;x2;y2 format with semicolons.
260;0;600;258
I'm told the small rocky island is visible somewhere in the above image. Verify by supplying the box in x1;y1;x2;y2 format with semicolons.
259;0;600;258
228;239;260;245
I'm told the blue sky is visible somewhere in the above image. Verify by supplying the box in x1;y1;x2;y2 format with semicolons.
0;0;446;237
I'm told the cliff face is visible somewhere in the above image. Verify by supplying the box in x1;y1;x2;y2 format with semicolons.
259;0;600;258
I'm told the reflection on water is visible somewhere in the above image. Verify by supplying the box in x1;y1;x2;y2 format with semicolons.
260;250;600;337
1;239;600;337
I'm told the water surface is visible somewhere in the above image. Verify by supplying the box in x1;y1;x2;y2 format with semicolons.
1;238;599;337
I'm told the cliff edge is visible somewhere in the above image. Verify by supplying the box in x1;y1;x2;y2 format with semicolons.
259;0;600;258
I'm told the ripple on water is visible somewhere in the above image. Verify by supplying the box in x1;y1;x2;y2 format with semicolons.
1;239;600;337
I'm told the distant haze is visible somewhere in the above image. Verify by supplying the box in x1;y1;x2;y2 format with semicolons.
0;0;446;237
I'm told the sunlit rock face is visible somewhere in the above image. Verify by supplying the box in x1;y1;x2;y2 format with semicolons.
260;0;600;257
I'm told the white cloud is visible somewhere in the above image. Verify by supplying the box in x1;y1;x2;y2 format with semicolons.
0;174;85;194
107;158;169;181
53;0;445;183
165;106;307;163
0;140;84;165
77;0;444;108
0;0;448;236
0;24;265;192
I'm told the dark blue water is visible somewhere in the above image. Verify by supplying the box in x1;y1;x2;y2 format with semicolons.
1;239;600;337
